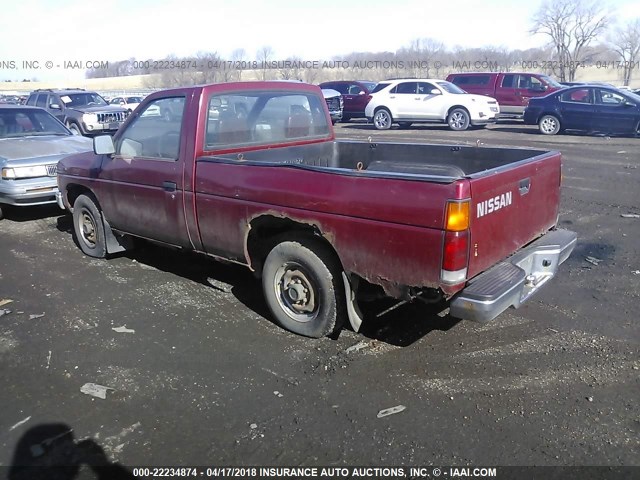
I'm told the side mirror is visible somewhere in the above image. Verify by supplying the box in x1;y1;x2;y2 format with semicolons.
623;101;636;107
430;89;441;95
358;91;366;95
530;85;546;92
50;103;61;110
93;135;115;155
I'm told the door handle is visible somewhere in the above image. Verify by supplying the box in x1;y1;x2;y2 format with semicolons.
519;178;530;195
162;181;177;192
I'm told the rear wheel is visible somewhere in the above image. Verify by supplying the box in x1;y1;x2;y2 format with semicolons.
373;108;392;130
447;108;470;131
539;114;561;135
72;194;107;258
262;238;345;338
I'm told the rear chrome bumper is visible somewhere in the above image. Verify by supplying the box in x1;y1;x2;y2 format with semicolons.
449;229;577;323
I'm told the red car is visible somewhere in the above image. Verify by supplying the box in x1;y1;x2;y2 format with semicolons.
446;72;563;116
319;80;377;121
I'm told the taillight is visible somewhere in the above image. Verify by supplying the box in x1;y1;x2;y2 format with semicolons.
441;200;470;284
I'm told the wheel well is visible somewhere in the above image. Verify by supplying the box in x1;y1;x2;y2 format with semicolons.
66;184;98;209
246;215;341;275
374;106;390;115
447;105;469;118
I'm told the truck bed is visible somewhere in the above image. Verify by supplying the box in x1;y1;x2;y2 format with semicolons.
205;140;553;182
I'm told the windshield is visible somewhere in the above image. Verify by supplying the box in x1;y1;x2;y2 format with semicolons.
626;91;640;103
436;81;466;94
371;82;391;94
0;109;70;138
60;92;107;107
541;75;563;88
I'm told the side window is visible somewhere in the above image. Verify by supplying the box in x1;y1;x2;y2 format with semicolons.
530;76;543;88
417;82;436;94
116;97;185;160
450;76;466;85
560;88;591;103
596;89;626;105
396;82;417;94
517;75;532;89
501;75;516;88
26;95;37;106
35;94;48;108
348;85;363;95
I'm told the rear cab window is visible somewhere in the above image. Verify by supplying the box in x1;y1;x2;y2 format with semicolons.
203;90;330;151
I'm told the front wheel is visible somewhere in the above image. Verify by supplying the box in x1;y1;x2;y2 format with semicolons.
67;122;82;136
262;238;345;338
373;108;392;130
539;114;561;135
447;108;470;131
72;194;107;258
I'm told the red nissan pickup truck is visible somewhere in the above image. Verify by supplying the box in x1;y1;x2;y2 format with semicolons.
56;81;576;338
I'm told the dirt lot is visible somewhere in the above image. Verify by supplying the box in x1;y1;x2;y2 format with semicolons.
0;121;638;474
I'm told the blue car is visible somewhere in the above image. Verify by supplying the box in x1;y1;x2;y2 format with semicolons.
523;85;640;136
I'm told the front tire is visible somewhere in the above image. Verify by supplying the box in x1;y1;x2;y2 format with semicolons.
67;122;82;136
447;108;470;131
73;194;107;258
373;108;392;130
262;238;345;338
539;114;561;135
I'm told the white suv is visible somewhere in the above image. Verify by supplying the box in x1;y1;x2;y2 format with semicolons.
365;79;500;131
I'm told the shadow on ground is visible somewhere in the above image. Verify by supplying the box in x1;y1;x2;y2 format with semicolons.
8;423;133;480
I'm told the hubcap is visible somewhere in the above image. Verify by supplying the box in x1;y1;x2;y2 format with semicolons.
450;112;466;129
274;263;317;322
374;111;390;129
541;117;556;133
80;210;97;247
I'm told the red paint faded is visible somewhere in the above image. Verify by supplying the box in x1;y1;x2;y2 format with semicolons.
58;81;564;301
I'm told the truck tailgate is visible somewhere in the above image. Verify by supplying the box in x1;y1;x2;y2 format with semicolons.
467;151;562;279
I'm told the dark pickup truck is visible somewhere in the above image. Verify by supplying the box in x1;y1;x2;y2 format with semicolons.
57;81;576;338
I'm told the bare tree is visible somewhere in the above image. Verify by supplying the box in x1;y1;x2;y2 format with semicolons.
256;45;274;80
608;18;640;85
531;0;608;81
229;48;246;81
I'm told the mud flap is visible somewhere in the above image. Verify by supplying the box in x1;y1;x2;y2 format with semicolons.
342;272;364;333
103;218;133;254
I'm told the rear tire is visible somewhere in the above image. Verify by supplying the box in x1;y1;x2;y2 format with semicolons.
262;238;345;338
72;194;107;258
539;114;561;135
373;108;392;130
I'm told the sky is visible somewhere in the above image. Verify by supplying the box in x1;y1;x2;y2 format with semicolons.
1;0;639;82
